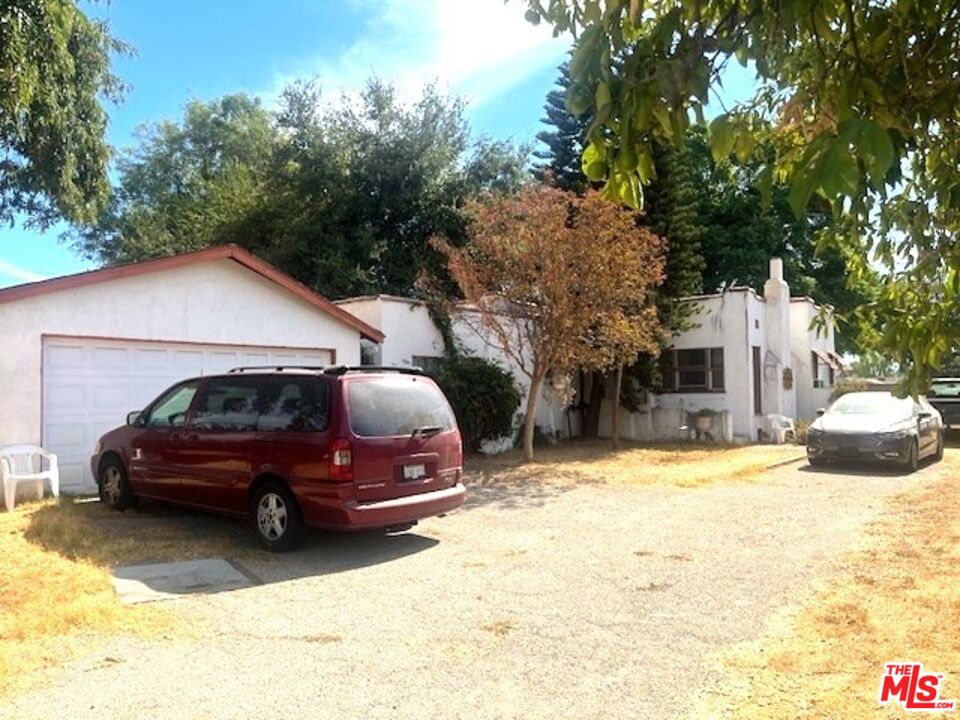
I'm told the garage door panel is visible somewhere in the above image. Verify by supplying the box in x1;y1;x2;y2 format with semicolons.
171;350;204;375
45;381;87;413
44;422;87;448
42;338;334;493
134;348;170;374
243;352;269;366
45;344;85;372
209;351;240;373
92;346;129;373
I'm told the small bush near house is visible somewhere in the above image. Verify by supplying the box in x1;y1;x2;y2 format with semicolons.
794;419;811;444
432;356;521;451
828;377;872;402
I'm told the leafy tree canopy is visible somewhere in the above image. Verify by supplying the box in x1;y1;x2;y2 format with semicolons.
1;0;128;227
435;186;666;459
524;0;960;392
74;78;530;299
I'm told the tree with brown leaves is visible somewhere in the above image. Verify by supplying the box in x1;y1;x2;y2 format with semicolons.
435;186;666;461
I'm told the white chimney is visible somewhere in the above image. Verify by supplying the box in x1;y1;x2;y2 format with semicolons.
769;257;784;281
763;257;792;417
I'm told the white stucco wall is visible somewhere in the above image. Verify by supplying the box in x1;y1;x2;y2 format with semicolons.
336;296;575;441
790;299;837;420
0;258;363;448
336;296;444;367
662;291;760;441
450;309;576;439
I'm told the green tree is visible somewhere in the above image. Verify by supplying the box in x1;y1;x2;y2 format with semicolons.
0;0;129;227
533;61;590;192
74;78;530;299
645;141;705;303
73;94;277;264
525;0;960;393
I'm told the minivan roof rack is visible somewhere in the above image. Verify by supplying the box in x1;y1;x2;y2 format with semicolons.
322;365;425;376
227;364;425;375
227;365;329;374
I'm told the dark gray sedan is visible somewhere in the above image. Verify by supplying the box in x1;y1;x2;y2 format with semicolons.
806;391;944;471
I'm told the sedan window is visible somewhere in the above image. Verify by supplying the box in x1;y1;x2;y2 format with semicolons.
829;393;913;417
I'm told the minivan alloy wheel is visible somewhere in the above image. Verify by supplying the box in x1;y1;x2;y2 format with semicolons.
102;467;123;505
257;493;288;540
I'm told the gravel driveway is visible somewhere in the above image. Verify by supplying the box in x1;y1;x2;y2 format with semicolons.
3;457;948;720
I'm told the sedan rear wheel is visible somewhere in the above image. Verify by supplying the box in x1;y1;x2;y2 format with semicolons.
252;483;304;552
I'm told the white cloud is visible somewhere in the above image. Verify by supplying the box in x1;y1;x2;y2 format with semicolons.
265;0;569;113
0;260;47;285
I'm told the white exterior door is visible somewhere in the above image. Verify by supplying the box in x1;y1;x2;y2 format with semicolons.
42;336;333;493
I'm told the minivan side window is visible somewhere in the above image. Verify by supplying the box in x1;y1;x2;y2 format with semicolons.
191;377;262;432
144;381;199;428
258;377;330;432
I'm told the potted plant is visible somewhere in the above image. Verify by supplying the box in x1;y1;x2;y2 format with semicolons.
694;408;717;433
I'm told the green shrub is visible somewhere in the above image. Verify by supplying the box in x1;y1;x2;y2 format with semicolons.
432;356;521;451
829;377;872;402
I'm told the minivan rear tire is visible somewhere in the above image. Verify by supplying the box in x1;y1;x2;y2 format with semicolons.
251;483;304;552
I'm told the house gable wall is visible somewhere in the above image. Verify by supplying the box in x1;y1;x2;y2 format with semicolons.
0;259;362;447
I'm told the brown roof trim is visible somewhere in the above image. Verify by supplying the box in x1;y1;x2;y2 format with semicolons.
0;244;385;343
335;293;426;307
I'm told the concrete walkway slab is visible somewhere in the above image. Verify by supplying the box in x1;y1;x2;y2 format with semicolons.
112;559;251;604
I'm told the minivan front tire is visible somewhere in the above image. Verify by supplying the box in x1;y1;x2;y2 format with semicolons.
252;483;304;552
99;456;135;511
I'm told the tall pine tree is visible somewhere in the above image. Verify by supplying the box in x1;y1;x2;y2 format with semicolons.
644;141;706;311
533;62;590;193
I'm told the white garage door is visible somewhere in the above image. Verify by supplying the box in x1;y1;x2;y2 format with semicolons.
42;337;334;492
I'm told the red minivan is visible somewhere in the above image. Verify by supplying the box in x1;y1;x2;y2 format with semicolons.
91;366;466;550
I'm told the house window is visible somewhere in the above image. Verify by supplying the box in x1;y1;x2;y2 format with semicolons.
811;351;824;388
412;355;442;374
661;348;724;392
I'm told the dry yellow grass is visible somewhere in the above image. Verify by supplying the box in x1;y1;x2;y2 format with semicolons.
0;497;259;698
690;452;960;719
0;500;174;696
466;439;803;488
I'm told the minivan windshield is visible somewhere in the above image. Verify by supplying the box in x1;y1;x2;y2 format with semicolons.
348;376;455;437
828;392;912;417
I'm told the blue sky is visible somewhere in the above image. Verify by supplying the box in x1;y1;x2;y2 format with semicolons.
0;0;753;288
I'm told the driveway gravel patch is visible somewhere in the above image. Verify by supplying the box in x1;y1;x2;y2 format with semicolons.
2;457;946;720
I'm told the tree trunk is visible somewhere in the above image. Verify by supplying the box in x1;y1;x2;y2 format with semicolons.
611;365;623;450
523;370;547;462
582;370;606;437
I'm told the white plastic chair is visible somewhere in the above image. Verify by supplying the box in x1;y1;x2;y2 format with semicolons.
764;415;797;445
1;444;60;511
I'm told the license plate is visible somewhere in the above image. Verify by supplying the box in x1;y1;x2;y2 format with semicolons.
403;464;426;480
838;447;859;458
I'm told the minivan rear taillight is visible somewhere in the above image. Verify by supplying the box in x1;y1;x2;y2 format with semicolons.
329;438;353;481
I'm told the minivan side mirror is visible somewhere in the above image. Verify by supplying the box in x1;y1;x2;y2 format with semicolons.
815;408;825;417
126;411;142;426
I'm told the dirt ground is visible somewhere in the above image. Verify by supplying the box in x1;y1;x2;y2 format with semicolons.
2;445;950;720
